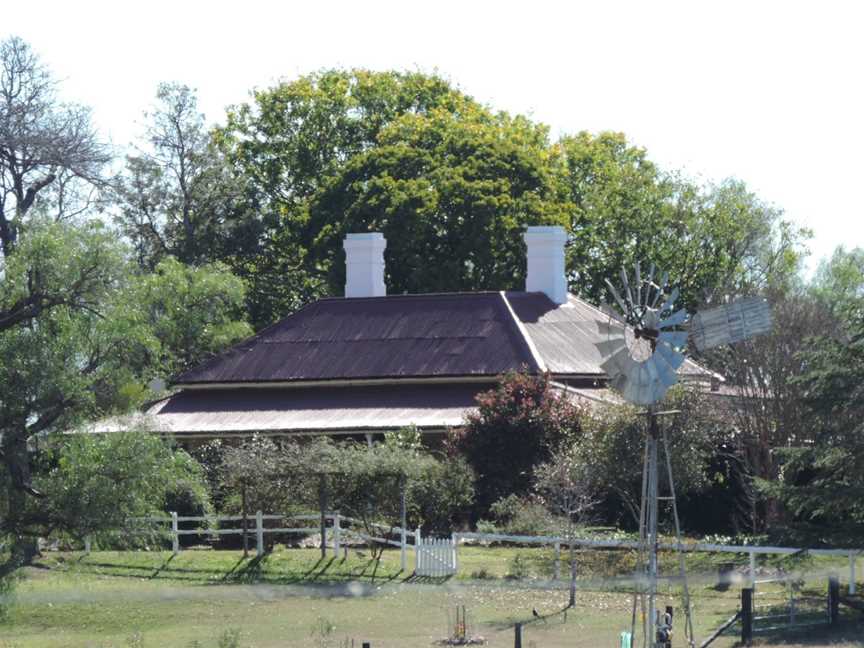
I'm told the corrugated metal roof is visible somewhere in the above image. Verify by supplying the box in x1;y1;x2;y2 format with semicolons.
92;382;618;437
173;291;714;386
175;293;540;385
507;293;713;378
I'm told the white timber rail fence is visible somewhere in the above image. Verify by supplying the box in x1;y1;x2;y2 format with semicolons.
89;512;421;571
453;531;862;594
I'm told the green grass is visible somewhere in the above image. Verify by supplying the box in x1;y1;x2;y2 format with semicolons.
0;547;860;648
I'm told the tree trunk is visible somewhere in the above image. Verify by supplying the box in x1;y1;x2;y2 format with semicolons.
1;435;41;573
569;541;577;607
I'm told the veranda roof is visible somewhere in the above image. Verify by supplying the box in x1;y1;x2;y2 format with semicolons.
90;382;621;439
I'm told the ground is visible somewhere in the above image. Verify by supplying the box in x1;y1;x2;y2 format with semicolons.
1;547;861;647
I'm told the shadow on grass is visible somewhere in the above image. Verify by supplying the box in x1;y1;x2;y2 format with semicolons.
58;552;405;587
749;619;864;646
148;553;175;580
402;573;452;585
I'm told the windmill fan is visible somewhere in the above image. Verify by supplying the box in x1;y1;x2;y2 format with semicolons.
597;263;772;406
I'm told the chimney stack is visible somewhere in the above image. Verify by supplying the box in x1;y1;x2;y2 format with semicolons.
344;233;387;298
524;226;568;305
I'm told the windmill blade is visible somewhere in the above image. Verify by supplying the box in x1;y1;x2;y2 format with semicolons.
620;267;634;308
659;308;689;329
651;271;669;307
642;357;659;385
689;297;773;351
658;330;688;350
655;340;685;371
659;286;680;314
604;279;628;315
599;345;630;378
622;364;646;404
623;364;657;406
646;263;656;303
648;352;678;389
596;319;627;340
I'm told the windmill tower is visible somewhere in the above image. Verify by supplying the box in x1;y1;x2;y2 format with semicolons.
597;263;772;648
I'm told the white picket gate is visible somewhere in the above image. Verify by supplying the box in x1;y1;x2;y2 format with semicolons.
415;534;457;577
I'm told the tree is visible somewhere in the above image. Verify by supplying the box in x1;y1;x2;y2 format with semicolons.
0;36;109;257
308;104;568;295
124;257;253;377
577;386;717;529
534;445;599;607
115;83;259;270
448;372;585;520
754;249;864;544
216;70;567;326
560;132;806;312
0;221;250;575
36;429;208;547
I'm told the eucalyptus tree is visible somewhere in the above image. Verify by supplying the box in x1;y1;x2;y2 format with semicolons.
114;83;255;269
0;36;109;257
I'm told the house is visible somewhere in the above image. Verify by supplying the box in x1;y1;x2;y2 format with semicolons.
103;226;715;444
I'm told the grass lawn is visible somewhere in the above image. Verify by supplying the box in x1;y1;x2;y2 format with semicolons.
0;547;861;648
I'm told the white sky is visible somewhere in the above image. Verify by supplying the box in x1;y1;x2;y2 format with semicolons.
6;1;863;274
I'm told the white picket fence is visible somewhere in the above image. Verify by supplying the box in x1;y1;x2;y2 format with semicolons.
415;533;458;577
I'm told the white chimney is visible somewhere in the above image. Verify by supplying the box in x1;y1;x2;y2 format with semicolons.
524;226;568;305
343;232;387;298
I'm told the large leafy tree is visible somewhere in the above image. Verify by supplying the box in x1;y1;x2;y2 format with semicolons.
217;70;566;325
755;248;864;544
560;132;805;312
308;106;568;295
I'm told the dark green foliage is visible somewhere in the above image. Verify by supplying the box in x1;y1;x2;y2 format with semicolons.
561;132;805;312
447;372;585;520
212;433;474;536
577;386;719;529
758;299;864;544
36;430;209;546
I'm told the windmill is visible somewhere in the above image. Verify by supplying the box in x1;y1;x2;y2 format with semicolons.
596;263;772;648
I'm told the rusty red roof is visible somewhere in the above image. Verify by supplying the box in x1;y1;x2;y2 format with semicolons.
173;291;714;386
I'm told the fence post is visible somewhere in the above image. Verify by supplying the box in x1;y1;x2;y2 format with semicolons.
553;541;560;580
452;533;459;574
84;536;91;555
171;511;179;555
255;510;264;558
334;512;341;555
829;575;840;624
514;622;523;648
415;526;422;574
400;475;407;572
850;553;857;595
741;588;753;646
749;551;756;589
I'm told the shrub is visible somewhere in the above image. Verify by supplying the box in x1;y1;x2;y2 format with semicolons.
447;371;586;520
